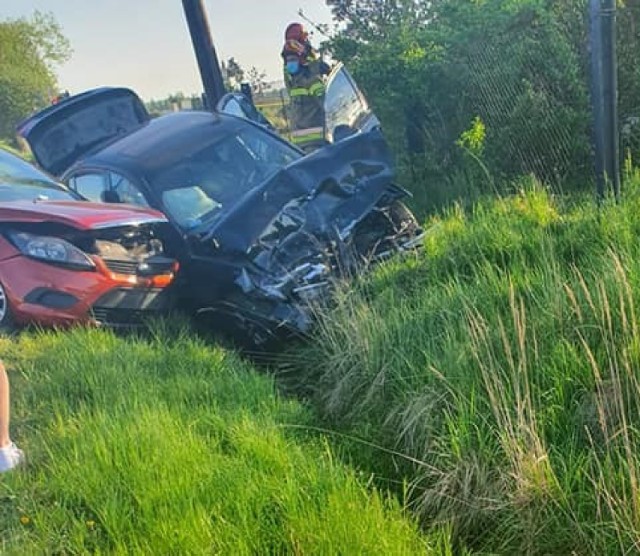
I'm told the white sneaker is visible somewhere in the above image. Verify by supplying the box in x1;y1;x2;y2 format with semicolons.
0;442;24;473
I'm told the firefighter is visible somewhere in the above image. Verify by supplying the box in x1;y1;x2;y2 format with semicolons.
281;23;330;152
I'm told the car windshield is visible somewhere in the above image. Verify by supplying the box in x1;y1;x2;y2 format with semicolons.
0;182;75;202
151;127;301;230
0;148;76;202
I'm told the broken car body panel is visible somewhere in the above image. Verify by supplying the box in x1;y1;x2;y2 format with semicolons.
182;130;419;342
199;128;394;253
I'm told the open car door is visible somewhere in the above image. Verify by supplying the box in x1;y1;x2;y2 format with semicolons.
323;63;380;143
217;63;381;149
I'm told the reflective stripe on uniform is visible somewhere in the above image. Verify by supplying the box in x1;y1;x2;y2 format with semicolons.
289;83;325;98
289;88;310;97
290;127;324;138
308;82;325;96
291;134;325;146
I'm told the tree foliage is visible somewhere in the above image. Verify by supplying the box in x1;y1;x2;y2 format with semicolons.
222;57;245;90
326;0;640;207
0;11;71;141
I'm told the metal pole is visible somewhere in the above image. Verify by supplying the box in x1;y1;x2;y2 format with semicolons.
589;0;606;201
602;0;621;200
182;0;226;110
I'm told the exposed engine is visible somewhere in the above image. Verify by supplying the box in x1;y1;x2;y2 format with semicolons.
88;224;175;277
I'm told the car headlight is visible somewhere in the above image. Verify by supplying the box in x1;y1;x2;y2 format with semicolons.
7;231;95;270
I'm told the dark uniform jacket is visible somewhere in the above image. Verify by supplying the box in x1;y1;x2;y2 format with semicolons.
284;59;330;151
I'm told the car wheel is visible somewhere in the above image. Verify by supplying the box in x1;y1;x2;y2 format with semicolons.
0;281;15;332
387;200;421;234
353;200;422;261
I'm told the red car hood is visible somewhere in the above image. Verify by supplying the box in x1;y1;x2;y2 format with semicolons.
0;200;166;230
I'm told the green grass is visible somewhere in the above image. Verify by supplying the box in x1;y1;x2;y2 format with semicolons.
7;168;640;554
0;327;437;554
278;174;640;554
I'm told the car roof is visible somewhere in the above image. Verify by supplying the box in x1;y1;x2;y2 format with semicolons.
69;110;253;178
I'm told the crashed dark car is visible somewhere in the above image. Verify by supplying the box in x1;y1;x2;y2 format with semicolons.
17;87;422;346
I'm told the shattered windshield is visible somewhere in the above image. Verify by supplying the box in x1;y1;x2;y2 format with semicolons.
0;148;76;201
152;127;301;230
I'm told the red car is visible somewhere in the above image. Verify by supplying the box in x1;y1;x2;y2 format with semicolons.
0;148;178;329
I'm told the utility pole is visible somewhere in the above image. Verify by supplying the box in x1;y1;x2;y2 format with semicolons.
602;0;620;200
182;0;226;110
589;0;620;202
589;0;606;201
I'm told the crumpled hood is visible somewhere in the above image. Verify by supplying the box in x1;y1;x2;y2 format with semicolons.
197;129;396;254
0;200;167;230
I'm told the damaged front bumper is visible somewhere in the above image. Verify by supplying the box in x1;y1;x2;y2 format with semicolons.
192;130;423;346
229;200;423;344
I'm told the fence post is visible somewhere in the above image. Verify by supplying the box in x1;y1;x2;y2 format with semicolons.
601;0;621;200
589;0;606;201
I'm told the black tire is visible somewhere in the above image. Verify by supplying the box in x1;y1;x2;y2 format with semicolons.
353;200;422;261
387;200;421;235
0;280;15;333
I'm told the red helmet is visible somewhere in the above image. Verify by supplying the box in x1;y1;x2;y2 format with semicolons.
285;23;307;42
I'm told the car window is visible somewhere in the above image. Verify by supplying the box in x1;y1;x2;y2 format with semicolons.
68;173;107;202
219;97;248;118
68;171;149;206
325;69;368;140
151;127;301;229
109;172;149;206
0;148;77;201
0;183;75;202
0;149;53;182
217;94;275;130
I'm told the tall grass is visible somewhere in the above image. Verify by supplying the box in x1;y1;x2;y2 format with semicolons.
0;327;437;554
280;179;640;554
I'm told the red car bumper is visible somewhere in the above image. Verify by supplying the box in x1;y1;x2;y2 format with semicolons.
0;254;175;328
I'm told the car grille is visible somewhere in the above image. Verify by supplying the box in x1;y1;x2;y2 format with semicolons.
103;259;139;275
103;258;175;276
91;307;154;327
90;286;174;328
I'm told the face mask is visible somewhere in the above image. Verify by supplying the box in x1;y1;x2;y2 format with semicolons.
286;60;300;75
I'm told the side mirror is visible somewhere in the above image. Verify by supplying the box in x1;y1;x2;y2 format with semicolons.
216;93;275;131
333;124;358;143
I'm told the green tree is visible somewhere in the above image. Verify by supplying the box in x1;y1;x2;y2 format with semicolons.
0;11;71;142
246;66;268;95
222;57;245;90
326;0;597;207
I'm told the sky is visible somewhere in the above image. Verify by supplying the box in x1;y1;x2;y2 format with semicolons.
0;0;335;100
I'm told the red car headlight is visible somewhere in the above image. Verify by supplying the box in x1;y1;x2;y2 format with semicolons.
7;231;96;270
